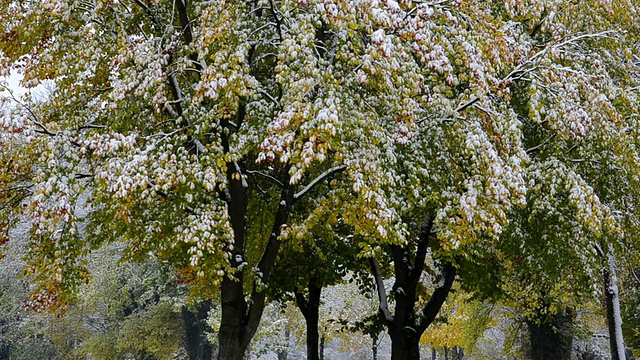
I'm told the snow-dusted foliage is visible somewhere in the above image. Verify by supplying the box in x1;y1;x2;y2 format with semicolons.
1;0;640;358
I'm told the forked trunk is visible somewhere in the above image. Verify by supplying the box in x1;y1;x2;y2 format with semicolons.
370;217;456;360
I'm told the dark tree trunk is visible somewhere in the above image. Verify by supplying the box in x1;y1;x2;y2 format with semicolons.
372;335;379;360
217;195;293;360
218;274;248;360
370;216;457;360
604;249;626;360
389;328;421;360
182;300;214;360
295;274;323;360
217;144;250;360
526;308;574;360
216;163;340;360
217;115;296;360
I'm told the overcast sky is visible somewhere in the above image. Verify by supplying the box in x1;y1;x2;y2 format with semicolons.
1;69;55;112
2;70;26;98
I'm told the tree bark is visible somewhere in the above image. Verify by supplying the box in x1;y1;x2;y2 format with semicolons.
295;274;323;360
217;141;250;360
217;183;294;360
604;248;626;360
218;274;248;360
389;327;422;360
216;160;340;360
526;308;574;360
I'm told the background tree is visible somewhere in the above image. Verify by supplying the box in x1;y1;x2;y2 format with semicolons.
269;227;362;360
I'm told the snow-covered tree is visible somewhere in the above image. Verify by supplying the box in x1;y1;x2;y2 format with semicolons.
2;0;640;359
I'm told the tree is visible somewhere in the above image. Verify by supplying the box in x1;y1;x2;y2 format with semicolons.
0;0;425;358
268;215;365;360
360;0;640;358
2;1;640;360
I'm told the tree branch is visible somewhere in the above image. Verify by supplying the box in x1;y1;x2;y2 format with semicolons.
409;216;434;288
245;175;295;342
294;286;309;318
526;134;557;154
293;165;346;201
176;0;193;45
418;97;478;125
370;257;394;323
0;84;57;136
503;30;618;83
175;0;203;72
246;169;284;187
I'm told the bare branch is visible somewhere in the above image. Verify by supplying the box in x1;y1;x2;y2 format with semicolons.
370;257;394;323
503;30;618;83
258;89;279;105
630;267;640;285
525;134;557;154
455;96;479;112
246;169;284;187
418;97;478;125
0;84;57;136
78;124;107;130
409;216;435;286
131;0;151;13
293;165;346;201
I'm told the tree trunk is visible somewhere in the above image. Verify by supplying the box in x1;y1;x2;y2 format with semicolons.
370;216;457;360
182;300;214;360
295;274;323;360
218;123;250;360
218;275;248;360
390;328;421;360
304;303;320;360
526;308;574;360
217;158;295;360
604;249;626;360
372;335;378;360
